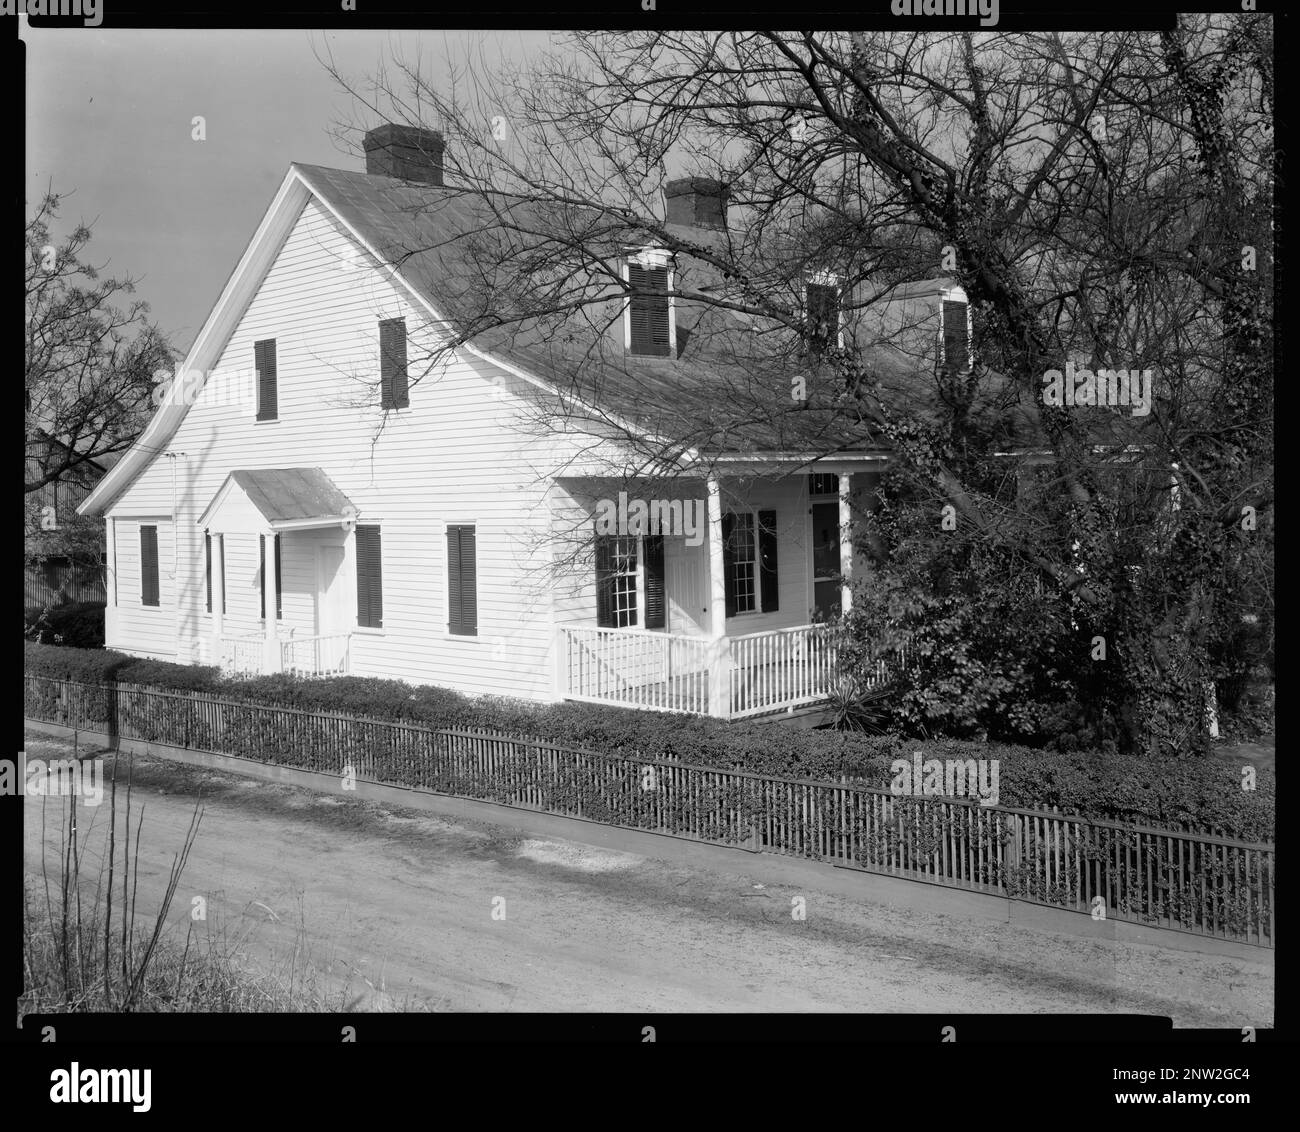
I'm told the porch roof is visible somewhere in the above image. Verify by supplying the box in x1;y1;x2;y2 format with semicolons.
198;467;358;534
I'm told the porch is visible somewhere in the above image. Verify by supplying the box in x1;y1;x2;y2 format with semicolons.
200;467;359;679
553;461;881;720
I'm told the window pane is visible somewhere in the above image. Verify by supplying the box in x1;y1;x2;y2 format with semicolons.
727;514;756;614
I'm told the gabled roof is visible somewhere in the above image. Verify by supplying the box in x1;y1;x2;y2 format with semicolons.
198;467;357;532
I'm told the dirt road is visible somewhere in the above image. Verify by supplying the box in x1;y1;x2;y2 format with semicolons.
21;732;1273;1021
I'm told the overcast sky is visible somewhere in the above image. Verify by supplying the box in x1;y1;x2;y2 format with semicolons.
26;28;553;355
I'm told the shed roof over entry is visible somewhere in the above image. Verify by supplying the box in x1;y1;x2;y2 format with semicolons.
198;467;358;534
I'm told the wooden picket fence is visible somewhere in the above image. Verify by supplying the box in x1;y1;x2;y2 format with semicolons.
23;674;1274;947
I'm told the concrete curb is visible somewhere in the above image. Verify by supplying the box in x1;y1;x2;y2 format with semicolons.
23;716;1271;962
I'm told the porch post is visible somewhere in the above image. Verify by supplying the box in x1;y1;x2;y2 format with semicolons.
838;472;853;617
210;529;224;668
706;475;732;719
262;530;279;673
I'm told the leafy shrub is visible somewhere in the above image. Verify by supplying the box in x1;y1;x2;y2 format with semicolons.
24;602;106;648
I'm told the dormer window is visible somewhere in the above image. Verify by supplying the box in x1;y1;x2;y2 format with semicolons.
625;249;674;357
805;273;842;350
941;298;971;373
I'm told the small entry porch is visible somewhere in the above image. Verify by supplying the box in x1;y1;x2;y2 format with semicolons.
199;467;359;678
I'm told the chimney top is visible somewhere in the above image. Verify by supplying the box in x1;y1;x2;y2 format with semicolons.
665;177;729;230
363;125;445;186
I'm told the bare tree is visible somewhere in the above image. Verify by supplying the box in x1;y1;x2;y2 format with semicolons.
25;189;176;497
322;22;1272;750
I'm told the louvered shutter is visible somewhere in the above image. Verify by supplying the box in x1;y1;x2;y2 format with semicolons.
447;525;478;635
807;283;839;347
274;534;282;620
942;300;969;372
628;263;671;356
594;534;614;627
140;525;159;607
643;535;665;629
205;533;212;613
255;339;277;420
379;318;409;409
758;510;779;612
355;525;383;628
722;514;737;618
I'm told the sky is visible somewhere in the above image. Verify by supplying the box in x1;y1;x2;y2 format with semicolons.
26;27;554;355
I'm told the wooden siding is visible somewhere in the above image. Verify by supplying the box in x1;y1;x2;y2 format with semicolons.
107;517;177;657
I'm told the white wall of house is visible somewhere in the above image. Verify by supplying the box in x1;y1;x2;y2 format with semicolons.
103;194;596;701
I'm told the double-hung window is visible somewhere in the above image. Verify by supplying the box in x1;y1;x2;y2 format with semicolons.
594;531;666;630
722;510;778;617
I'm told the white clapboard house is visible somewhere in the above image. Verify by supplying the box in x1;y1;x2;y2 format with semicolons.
79;126;979;721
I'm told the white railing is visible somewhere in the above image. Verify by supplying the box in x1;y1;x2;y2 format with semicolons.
728;624;839;718
559;625;713;714
219;634;264;677
219;632;352;677
281;633;351;677
559;623;852;719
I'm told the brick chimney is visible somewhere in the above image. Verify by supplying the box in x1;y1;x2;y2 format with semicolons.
665;177;728;230
363;125;445;185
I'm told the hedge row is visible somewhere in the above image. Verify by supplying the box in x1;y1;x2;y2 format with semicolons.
23;642;1274;840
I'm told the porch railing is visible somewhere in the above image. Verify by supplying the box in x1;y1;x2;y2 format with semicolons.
728;624;839;718
560;625;712;714
219;634;263;676
281;633;351;677
219;632;351;677
559;623;846;719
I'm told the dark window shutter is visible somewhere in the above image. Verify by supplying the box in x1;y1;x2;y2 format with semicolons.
218;535;226;614
628;263;671;357
379;318;409;409
643;535;665;629
205;533;212;613
255;338;278;420
722;514;737;618
807;283;839;347
140;525;159;607
594;533;615;628
447;525;478;636
274;534;282;620
758;510;779;612
355;525;383;628
259;538;265;617
942;300;969;372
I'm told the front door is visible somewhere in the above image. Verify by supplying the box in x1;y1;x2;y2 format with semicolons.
665;535;709;637
811;502;841;620
315;544;349;669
